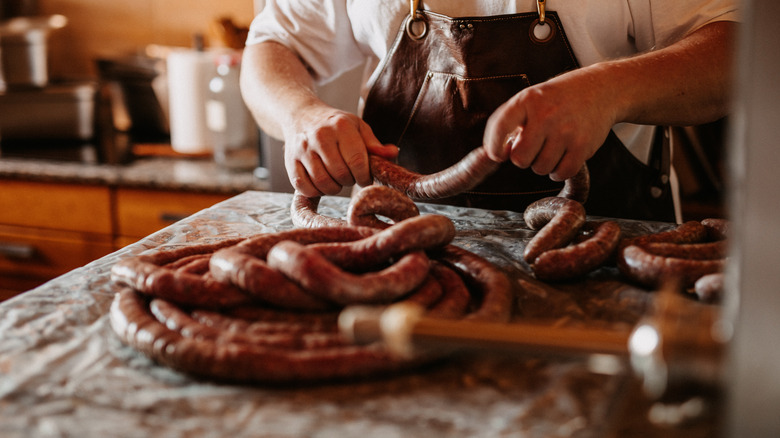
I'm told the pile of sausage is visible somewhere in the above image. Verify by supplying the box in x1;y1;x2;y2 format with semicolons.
617;218;729;302
109;144;728;383
520;193;728;301
520;192;728;301
109;178;514;384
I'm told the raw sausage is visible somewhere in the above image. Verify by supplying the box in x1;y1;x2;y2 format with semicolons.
347;185;420;229
619;244;726;288
292;185;420;230
438;244;514;323
639;241;727;260
290;191;348;229
427;262;472;319
150;299;346;349
110;191;516;384
531;221;622;281
110;238;252;309
267;242;431;305
555;163;590;204
369;146;501;200
307;214;456;270
370;148;590;203
618;220;709;255
209;227;376;310
522;197;587;264
110;288;420;384
701;218;729;241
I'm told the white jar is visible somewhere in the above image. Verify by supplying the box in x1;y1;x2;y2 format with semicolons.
206;51;259;171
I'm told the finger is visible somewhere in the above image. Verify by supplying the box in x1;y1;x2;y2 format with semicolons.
335;125;373;187
550;151;587;182
311;131;357;188
302;153;342;195
508;122;545;169
529;135;565;176
287;159;321;197
362;122;399;159
366;143;399;159
483;99;527;162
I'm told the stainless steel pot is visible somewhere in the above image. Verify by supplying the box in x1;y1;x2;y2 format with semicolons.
0;14;67;91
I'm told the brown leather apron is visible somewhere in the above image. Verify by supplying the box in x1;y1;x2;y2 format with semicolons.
361;4;676;222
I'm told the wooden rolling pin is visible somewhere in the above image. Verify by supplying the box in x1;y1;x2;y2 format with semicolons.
339;302;631;360
338;285;726;399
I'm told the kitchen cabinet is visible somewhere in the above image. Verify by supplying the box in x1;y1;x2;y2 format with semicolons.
0;178;233;298
0;179;114;298
115;188;231;247
0;224;114;299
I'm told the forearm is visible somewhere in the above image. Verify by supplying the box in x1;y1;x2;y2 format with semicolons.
240;41;328;140
601;20;736;127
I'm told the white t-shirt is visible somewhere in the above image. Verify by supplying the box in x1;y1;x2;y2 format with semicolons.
247;0;737;165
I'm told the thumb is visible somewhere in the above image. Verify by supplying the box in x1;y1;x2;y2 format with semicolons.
359;121;399;159
367;143;399;159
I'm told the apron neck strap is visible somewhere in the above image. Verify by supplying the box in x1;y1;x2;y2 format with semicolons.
537;0;547;24
410;0;421;18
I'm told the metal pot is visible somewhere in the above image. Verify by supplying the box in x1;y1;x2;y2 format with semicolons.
0;14;67;91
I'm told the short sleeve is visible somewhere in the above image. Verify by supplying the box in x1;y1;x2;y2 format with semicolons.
246;0;366;84
629;0;739;52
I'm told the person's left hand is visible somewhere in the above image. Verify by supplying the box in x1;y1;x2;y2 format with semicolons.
482;68;617;181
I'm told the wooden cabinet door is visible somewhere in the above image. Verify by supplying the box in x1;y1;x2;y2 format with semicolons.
0;179;112;234
115;188;231;245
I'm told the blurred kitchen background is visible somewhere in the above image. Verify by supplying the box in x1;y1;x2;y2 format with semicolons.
2;0;255;80
0;0;365;296
0;0;363;192
0;0;725;215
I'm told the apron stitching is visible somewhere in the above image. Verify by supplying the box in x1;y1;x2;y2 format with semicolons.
396;71;433;146
424;10;539;23
427;71;531;82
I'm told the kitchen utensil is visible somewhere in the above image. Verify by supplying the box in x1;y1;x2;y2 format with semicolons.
0;14;67;90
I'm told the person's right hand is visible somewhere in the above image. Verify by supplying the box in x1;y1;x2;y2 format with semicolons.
282;105;398;197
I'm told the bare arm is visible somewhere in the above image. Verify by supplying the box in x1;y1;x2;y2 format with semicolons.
240;41;397;197
483;21;736;182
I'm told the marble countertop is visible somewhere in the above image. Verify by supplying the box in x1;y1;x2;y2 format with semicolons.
0;191;718;438
0;154;271;194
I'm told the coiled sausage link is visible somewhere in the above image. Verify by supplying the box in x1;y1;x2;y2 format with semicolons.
438;245;514;323
290;192;348;229
620;244;726;288
426;262;472;319
268;242;431;305
192;308;336;335
110;288;417;384
531;221;622;281
150;299;347;349
347;185;420;229
522;197;587;264
618;220;709;256
307;214;456;270
291;185;421;230
209;227;376;310
639;241;727;260
110;238;252;309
